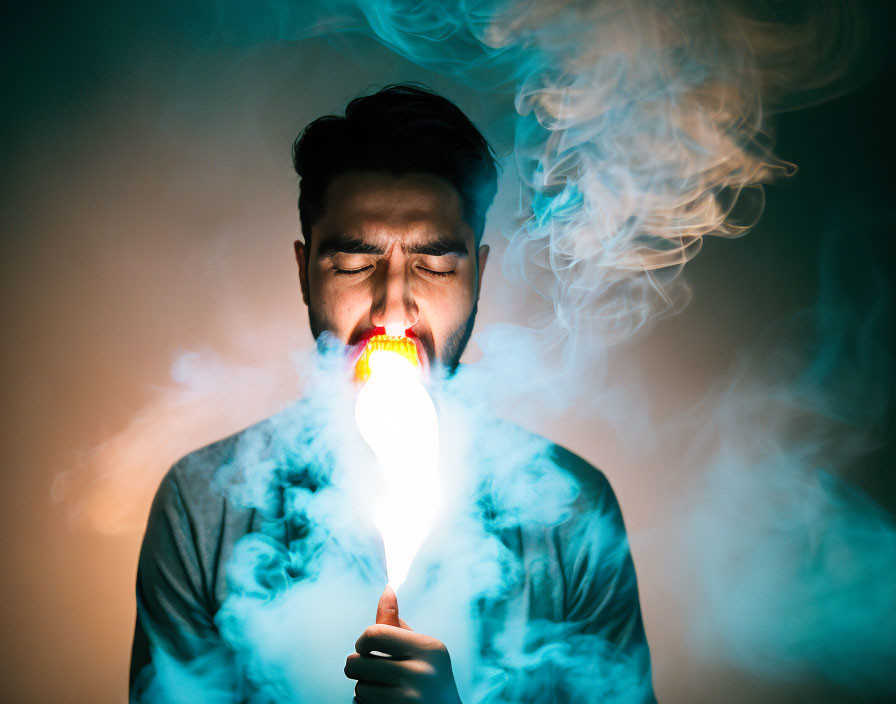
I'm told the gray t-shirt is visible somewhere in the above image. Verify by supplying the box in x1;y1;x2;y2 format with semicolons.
130;404;655;702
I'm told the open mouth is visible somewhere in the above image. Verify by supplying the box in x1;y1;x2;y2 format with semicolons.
348;326;385;364
349;327;430;382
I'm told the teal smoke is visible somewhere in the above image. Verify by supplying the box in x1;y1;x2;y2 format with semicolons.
681;211;895;693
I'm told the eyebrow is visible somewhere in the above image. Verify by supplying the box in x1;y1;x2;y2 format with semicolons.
407;239;468;257
316;238;385;257
316;236;469;258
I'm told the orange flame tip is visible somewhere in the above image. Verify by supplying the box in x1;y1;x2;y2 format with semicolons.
354;335;419;383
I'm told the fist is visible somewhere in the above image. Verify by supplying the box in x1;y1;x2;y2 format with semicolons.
345;586;463;704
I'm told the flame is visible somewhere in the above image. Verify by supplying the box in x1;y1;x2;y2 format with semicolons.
354;334;419;384
353;336;441;590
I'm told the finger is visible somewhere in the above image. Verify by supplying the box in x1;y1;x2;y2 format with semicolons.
398;617;413;631
344;652;404;686
355;624;422;659
375;584;400;627
355;681;407;704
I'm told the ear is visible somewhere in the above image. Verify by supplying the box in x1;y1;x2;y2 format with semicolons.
476;244;490;298
294;240;311;306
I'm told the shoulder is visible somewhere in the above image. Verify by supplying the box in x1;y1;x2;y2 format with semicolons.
475;417;620;527
544;437;615;507
155;401;307;516
138;404;308;614
484;417;615;497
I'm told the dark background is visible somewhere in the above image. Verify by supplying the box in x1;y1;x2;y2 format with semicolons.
2;2;893;701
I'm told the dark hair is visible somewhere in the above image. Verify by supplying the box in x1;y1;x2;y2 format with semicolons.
293;84;498;245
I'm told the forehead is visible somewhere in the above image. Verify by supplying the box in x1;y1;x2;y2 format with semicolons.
316;171;471;244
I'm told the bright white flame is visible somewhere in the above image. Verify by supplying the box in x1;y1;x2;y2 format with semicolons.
354;346;441;590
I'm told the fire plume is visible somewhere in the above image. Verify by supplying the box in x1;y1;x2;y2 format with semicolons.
353;334;441;590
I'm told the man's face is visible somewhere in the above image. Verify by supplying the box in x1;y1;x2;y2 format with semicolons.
294;171;489;371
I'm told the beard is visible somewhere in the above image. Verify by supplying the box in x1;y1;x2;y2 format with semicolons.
438;300;479;374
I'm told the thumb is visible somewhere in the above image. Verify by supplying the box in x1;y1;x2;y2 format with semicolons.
375;584;400;627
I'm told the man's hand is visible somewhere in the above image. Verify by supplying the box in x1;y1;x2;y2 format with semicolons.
345;585;463;704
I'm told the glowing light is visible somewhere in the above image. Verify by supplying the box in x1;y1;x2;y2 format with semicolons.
354;338;441;590
354;334;418;384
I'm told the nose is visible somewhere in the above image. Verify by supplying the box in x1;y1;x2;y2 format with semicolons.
370;263;418;333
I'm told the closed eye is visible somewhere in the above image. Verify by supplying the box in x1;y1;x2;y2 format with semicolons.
418;267;456;278
334;266;373;275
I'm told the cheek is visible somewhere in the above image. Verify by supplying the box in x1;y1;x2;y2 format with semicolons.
420;279;476;328
313;277;370;326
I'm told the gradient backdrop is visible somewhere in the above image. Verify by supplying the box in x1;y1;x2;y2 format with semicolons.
2;2;894;702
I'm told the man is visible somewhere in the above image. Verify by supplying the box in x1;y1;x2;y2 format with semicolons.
130;84;655;702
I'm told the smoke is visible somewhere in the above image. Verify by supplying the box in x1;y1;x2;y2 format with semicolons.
260;0;867;422
40;0;894;701
129;339;655;701
177;0;863;346
56;0;869;519
203;0;861;370
673;209;896;693
52;344;303;534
